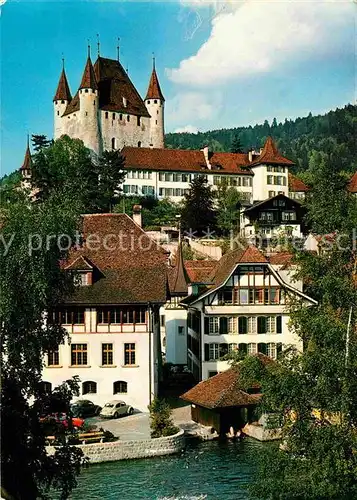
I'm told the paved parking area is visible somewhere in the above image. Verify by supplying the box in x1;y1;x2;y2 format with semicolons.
86;404;193;441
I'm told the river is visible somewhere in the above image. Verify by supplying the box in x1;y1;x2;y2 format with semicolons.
69;438;268;500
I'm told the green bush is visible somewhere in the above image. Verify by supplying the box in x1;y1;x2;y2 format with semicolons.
148;397;179;438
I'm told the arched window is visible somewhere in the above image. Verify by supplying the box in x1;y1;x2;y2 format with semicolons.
111;138;116;150
85;89;89;93
105;112;108;119
113;381;127;394
82;381;97;395
40;381;52;395
147;100;150;104
112;113;116;120
127;115;130;122
61;100;65;104
57;111;60;116
137;141;141;148
154;100;157;104
119;114;123;121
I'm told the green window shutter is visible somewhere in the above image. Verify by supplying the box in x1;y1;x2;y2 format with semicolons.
276;342;283;356
276;316;282;334
220;317;228;334
258;343;267;355
204;344;209;361
238;316;247;334
258;316;267;334
204;317;209;334
219;343;228;357
238;343;247;354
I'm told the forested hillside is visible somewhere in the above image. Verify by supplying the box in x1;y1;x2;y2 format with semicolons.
165;104;357;175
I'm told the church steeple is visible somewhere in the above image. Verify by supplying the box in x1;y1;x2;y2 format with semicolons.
171;242;190;296
53;66;72;102
79;56;98;90
145;57;165;102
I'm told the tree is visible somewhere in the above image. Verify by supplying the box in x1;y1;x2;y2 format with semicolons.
242;229;357;498
215;180;242;236
148;398;179;438
1;191;86;499
0;171;22;207
180;175;216;236
230;134;244;153
31;134;52;152
31;135;126;213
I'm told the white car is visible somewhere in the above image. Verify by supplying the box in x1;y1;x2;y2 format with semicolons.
99;400;134;419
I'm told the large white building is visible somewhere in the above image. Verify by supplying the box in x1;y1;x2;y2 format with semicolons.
41;213;168;412
53;53;165;154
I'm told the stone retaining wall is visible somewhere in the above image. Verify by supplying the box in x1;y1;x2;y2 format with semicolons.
46;429;185;464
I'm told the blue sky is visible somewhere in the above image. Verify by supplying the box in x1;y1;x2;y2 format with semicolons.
1;0;355;175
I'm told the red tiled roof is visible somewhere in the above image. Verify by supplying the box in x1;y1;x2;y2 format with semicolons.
185;260;217;283
20;143;32;171
289;173;309;192
63;214;169;305
181;354;275;409
79;57;98;90
53;68;72;102
348;172;357;193
268;252;294;267
121;147;254;175
212;245;267;285
145;68;165;101
250;137;295;167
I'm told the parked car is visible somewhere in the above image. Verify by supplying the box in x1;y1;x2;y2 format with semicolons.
70;399;101;418
40;412;84;429
99;400;134;419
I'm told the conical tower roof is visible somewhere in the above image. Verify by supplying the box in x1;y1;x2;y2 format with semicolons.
145;67;165;101
250;136;294;166
170;242;190;295
53;68;72;101
79;56;98;90
20;139;32;171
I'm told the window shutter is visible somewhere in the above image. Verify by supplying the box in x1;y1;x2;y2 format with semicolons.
204;317;209;334
258;316;267;334
219;343;228;357
238;316;247;334
220;317;228;335
276;316;282;334
238;343;247;354
204;344;209;362
258;343;267;355
276;342;282;356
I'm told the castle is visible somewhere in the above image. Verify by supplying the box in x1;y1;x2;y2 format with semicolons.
53;51;165;154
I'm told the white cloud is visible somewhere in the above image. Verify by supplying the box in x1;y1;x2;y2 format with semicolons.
174;124;199;134
168;0;354;87
166;90;223;130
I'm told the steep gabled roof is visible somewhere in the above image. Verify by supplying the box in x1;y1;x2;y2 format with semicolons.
289;173;309;192
185;260;217;283
145;67;165;101
79;57;98;90
212;245;267;286
53;68;72;102
64;255;94;271
93;57;150;117
20;142;32;171
121;147;254;175
250;136;295;167
348;172;357;193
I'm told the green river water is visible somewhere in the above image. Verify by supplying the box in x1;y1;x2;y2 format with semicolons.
68;438;268;500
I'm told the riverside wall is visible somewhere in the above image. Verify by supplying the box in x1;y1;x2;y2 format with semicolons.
46;429;185;464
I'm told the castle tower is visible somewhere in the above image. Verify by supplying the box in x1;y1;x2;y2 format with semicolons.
78;54;101;155
19;136;33;190
53;63;72;139
145;58;165;148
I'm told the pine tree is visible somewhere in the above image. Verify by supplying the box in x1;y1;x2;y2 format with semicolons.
180;175;216;236
31;134;52;152
230;134;244;153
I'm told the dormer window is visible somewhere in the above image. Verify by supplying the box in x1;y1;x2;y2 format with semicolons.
123;97;127;107
74;272;92;286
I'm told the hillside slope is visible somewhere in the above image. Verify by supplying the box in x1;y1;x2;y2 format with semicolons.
165;104;357;174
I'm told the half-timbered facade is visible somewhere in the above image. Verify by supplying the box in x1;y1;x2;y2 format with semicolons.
183;246;316;381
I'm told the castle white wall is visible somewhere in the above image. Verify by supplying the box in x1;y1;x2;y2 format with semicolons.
252;164;289;201
145;99;165;148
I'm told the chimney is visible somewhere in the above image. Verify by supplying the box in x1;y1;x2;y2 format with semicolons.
248;150;253;163
201;146;211;170
132;205;142;227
